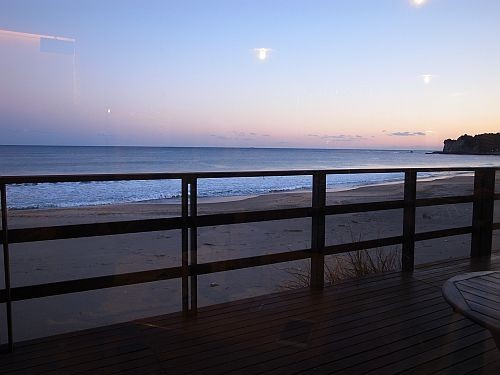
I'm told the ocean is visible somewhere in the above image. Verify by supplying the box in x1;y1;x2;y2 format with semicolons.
1;145;498;209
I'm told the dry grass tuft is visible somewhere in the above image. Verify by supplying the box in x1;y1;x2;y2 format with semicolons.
281;226;401;289
281;247;401;289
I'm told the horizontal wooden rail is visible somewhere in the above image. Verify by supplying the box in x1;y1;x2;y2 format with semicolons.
0;195;482;244
192;249;313;275
414;226;473;241
4;217;183;244
195;207;312;227
324;200;404;215
415;195;474;207
324;236;404;255
0;167;487;185
0;266;183;303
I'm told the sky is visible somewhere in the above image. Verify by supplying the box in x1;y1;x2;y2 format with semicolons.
0;0;499;150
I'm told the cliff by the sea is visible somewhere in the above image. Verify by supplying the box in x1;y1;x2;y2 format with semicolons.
441;133;500;155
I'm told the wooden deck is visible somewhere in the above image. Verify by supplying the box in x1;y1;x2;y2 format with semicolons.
2;254;500;374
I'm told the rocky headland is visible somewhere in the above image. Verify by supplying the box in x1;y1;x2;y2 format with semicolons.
437;133;500;155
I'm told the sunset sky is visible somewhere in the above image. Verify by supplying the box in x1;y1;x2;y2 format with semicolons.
1;0;499;149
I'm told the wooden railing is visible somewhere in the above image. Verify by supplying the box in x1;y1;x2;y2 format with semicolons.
0;167;499;351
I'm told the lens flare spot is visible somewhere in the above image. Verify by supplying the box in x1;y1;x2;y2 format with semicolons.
411;0;428;7
422;74;433;85
254;48;271;61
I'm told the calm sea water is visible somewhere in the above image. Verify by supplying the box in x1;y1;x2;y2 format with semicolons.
1;145;498;209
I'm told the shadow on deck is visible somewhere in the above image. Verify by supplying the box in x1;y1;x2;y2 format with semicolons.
1;254;500;374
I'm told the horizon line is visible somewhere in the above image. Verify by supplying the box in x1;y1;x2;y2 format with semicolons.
0;144;437;152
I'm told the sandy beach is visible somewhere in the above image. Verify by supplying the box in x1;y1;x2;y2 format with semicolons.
4;175;500;341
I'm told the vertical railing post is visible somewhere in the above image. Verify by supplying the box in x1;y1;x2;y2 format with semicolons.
181;178;189;314
1;184;14;351
189;177;198;314
311;172;326;290
402;171;417;272
471;168;496;258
